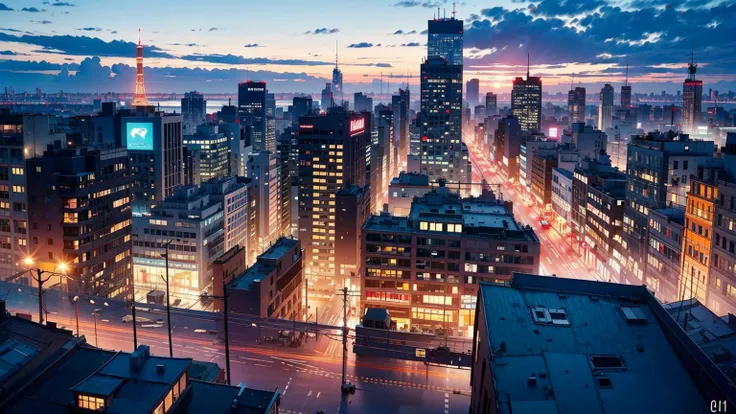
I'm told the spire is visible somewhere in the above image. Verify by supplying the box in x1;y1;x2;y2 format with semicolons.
452;0;456;19
335;40;339;69
570;73;574;91
688;40;698;80
132;29;149;106
527;53;530;79
138;28;141;46
625;62;629;86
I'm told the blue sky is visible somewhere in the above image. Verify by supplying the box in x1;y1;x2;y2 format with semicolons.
0;0;735;94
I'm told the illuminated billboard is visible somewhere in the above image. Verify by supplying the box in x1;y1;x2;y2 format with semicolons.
126;122;154;151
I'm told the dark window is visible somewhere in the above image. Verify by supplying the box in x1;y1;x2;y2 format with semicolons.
47;238;53;246
597;377;613;388
590;355;625;369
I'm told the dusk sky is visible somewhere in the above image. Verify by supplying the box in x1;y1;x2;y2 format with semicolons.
0;0;735;95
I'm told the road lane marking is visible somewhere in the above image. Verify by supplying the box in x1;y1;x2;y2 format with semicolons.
307;390;312;397
316;392;321;398
546;257;553;264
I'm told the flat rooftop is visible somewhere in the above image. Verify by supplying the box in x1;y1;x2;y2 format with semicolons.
477;274;735;414
390;172;430;187
231;263;271;291
258;238;297;261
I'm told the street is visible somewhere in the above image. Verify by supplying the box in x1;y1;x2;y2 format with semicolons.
0;282;470;414
464;137;604;282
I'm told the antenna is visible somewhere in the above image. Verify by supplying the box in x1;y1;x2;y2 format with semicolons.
452;0;456;19
527;53;530;79
625;62;629;87
688;40;698;80
570;73;574;91
138;28;141;46
335;40;339;69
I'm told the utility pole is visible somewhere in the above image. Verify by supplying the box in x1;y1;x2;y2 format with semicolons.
130;300;138;349
36;269;44;324
341;287;348;387
163;240;174;357
305;278;309;322
222;270;232;386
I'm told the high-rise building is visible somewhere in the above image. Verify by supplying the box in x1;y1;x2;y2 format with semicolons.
466;78;480;106
492;115;522;184
392;88;410;171
238;81;268;152
621;65;632;108
297;110;371;286
321;83;333;110
597;84;614;133
570;122;607;160
420;57;471;188
567;86;586;124
290;96;313;128
184;124;229;182
427;15;463;65
332;48;343;105
682;51;703;136
201;176;251;256
27;146;133;299
361;187;540;336
511;58;542;133
181;91;206;134
622;131;714;285
122;109;183;215
132;30;149;107
354;92;373;113
645;207;684;303
485;92;497;117
276;135;294;238
247;151;281;258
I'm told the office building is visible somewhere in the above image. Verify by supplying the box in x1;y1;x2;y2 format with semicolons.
184;124;229;182
0;314;280;414
392;88;411;171
420;57;471;189
121;110;183;215
567;86;586;124
511;62;542;133
682;55;703;136
246;151;281;257
320;83;333;110
485;92;497;117
622;131;714;285
297;110;371;285
335;186;371;288
427;15;463;65
132;185;225;304
238;81;271;152
621;83;632;109
492;115;523;184
354;92;373;113
551;167;574;235
519;138;557;194
201;176;251;256
597;84;614;133
530;154;558;208
26;146;132;299
646;207;684;303
361;187;540;336
388;172;431;216
466;78;479;106
470;274;736;414
276;135;294;238
181;91;206;134
227;237;303;320
290;96;313;128
570;122;607;160
332;53;343;105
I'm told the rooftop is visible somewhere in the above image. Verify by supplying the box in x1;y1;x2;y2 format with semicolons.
258;238;298;261
390;172;430;187
651;207;685;226
476;274;736;414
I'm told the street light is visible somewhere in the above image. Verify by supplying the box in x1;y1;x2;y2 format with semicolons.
89;299;107;347
159;239;178;358
72;295;80;337
19;256;75;325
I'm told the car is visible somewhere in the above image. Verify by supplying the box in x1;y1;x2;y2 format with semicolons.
540;220;551;229
341;381;356;394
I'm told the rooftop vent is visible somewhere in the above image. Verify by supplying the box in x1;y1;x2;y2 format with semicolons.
590;355;625;370
156;364;165;375
129;345;150;372
621;306;648;324
530;307;570;326
528;375;537;387
596;377;613;388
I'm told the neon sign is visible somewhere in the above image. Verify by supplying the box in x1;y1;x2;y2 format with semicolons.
350;117;365;135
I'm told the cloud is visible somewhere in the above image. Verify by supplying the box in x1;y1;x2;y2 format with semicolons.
21;7;45;12
243;43;260;48
0;3;12;11
179;53;390;68
75;27;102;32
401;42;421;47
170;42;203;47
0;33;174;58
31;20;53;24
393;0;447;7
208;27;223;32
306;28;339;35
51;1;75;6
393;29;417;35
0;50;18;55
347;42;376;48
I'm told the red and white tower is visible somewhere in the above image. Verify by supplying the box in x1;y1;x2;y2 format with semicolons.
132;29;149;106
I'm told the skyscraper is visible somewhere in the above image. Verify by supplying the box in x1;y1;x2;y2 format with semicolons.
320;83;333;110
511;56;542;133
597;84;614;133
332;45;343;105
485;92;497;117
290;96;313;127
427;15;463;65
297;110;371;285
181;91;206;134
238;81;268;152
682;49;703;136
132;29;149;107
420;56;471;188
621;63;632;108
354;92;373;113
466;78;480;106
392;88;410;171
567;86;586;124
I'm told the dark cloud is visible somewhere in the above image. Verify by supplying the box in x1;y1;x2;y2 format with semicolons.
21;7;45;12
393;30;405;35
170;42;203;47
180;53;390;68
393;29;418;35
0;33;174;58
51;1;75;6
531;0;606;16
0;50;18;55
393;0;447;7
0;58;78;71
401;42;421;47
347;42;376;48
31;20;53;24
420;29;428;35
75;27;102;32
243;43;260;48
305;28;340;35
0;3;12;11
208;27;223;32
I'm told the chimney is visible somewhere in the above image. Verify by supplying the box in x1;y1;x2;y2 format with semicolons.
129;345;150;372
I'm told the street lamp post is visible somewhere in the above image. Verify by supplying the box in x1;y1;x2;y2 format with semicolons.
73;296;80;337
21;257;69;325
90;299;99;347
161;239;175;357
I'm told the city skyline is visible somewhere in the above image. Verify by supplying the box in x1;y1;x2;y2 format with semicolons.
0;0;735;94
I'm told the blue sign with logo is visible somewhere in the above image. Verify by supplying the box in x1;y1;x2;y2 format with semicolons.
126;122;154;150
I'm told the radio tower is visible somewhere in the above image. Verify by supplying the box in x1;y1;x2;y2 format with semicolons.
132;29;149;106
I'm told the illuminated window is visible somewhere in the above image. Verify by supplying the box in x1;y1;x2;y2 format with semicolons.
420;221;429;230
77;394;105;411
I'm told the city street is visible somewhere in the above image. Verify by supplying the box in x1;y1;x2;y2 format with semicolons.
465;137;604;282
0;282;470;414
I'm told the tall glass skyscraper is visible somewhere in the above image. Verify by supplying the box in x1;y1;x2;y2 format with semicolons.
427;17;463;65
